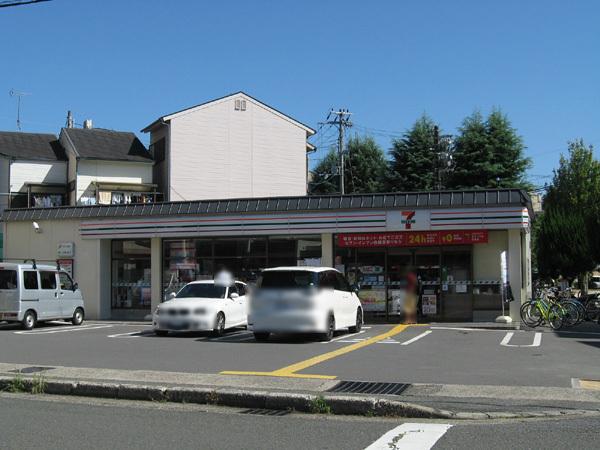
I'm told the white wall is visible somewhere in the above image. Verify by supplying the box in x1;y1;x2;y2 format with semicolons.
168;95;308;201
76;160;153;202
9;160;67;192
4;219;107;319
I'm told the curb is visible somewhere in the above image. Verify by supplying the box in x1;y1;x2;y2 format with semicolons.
1;376;598;420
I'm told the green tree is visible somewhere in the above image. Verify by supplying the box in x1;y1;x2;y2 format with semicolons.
449;110;531;189
536;208;595;279
486;110;532;189
387;115;440;191
310;135;388;194
536;140;600;288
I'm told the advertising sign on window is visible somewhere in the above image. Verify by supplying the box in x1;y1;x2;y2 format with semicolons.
422;294;437;315
337;230;488;248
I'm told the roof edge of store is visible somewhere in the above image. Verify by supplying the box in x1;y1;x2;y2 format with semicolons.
1;189;532;222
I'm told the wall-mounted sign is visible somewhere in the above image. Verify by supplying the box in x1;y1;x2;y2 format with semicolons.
57;242;74;258
337;230;488;248
57;259;73;278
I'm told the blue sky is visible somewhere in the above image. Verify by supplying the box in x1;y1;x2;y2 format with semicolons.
1;0;598;187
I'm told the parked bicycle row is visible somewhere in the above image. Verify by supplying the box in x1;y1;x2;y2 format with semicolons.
520;286;600;330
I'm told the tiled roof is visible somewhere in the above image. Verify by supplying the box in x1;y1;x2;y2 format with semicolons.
0;131;66;161
61;128;152;163
1;189;532;222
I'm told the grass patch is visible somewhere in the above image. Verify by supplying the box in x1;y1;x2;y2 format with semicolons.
6;374;27;393
30;374;47;395
310;395;332;414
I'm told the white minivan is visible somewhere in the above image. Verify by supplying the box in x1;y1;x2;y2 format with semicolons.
0;263;85;330
249;267;363;341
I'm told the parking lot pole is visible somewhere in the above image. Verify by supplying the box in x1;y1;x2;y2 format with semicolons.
151;237;162;312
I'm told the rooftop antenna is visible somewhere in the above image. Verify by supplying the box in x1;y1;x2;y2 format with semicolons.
9;89;31;131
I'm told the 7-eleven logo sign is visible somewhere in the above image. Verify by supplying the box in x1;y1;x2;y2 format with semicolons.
401;211;416;229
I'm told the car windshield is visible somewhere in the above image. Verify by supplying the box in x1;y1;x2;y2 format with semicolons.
176;284;227;299
257;271;318;289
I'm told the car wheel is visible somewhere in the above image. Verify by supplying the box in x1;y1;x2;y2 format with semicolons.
349;308;362;333
154;330;169;337
212;312;226;337
71;308;84;326
319;315;335;342
21;310;36;330
253;332;270;341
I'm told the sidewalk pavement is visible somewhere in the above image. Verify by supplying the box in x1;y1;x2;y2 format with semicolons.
1;362;599;420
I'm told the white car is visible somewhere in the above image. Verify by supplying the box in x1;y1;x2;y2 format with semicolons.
248;267;363;341
153;280;248;336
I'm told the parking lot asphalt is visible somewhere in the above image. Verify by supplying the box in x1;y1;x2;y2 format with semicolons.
0;320;599;387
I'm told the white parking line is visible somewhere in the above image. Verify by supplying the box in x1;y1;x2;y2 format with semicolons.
400;330;432;345
431;326;524;333
324;330;367;344
209;331;252;341
15;325;114;335
364;423;453;450
500;331;542;347
107;331;145;338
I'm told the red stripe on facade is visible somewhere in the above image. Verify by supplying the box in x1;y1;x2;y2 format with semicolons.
80;213;386;227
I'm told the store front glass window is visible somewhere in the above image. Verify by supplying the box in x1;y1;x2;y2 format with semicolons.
162;236;321;300
111;240;151;310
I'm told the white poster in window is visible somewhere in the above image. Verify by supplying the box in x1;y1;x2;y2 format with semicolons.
422;294;437;315
389;289;405;315
456;284;468;293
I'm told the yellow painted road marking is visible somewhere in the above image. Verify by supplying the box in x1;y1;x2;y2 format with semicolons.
579;380;600;390
221;324;425;379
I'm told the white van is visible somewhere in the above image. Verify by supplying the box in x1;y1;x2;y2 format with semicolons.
0;263;85;330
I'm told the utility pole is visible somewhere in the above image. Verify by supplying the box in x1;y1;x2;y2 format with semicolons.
433;125;454;190
325;109;352;194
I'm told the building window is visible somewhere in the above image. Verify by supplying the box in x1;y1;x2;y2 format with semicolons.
162;236;321;300
111;240;151;310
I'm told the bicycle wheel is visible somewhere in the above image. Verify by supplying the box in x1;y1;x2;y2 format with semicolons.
585;298;600;322
548;304;564;330
520;301;542;327
561;301;580;327
571;299;586;324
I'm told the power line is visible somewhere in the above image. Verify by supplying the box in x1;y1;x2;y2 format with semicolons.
0;0;51;7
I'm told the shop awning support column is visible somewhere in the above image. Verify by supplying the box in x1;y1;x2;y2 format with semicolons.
151;237;162;313
507;229;524;321
321;233;333;267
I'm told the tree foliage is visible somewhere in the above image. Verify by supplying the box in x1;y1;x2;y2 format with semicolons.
310;135;387;195
449;109;531;190
387;115;440;191
536;140;600;281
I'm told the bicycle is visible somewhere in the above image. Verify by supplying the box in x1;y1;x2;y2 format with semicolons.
520;291;565;330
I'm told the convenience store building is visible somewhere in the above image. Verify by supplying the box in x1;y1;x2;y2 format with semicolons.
1;189;533;322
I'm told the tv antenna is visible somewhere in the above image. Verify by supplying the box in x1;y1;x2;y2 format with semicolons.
9;89;31;131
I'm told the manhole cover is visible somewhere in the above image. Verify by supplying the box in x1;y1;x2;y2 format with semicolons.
327;381;410;396
9;366;55;374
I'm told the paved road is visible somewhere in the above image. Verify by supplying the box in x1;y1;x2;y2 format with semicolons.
0;321;598;387
1;393;599;450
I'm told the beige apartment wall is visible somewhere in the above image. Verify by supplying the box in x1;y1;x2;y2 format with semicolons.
3;219;108;320
169;95;307;201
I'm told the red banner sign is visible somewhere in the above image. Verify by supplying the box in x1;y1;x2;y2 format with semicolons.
337;230;488;248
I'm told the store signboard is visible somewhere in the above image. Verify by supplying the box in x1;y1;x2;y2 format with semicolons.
57;259;73;278
337;230;488;248
57;242;74;258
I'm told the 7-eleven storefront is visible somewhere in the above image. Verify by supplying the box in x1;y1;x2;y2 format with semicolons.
1;190;532;322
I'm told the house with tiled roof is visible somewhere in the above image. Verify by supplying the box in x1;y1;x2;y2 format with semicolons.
59;125;155;206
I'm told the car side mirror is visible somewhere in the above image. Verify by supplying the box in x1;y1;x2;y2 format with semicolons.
168;292;177;300
73;283;78;292
230;292;239;300
351;284;360;293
